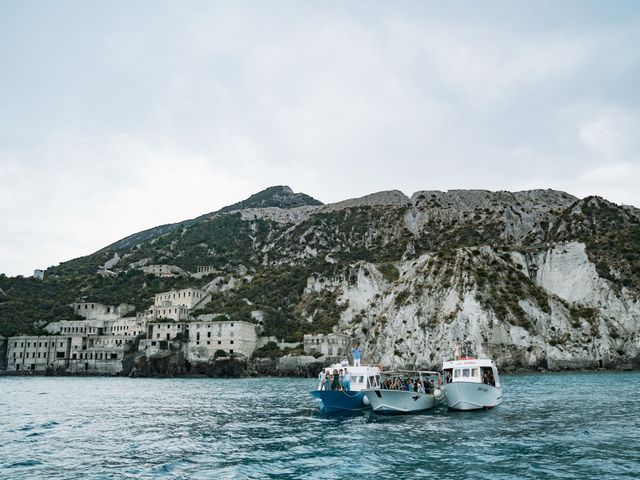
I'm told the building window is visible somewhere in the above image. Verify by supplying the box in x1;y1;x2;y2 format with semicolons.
230;341;234;345
218;341;221;345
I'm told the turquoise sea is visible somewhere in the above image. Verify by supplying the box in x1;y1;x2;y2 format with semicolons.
0;372;639;479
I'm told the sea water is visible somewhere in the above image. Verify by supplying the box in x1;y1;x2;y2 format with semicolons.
0;372;638;479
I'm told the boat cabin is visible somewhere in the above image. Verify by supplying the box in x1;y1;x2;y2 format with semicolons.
379;370;441;393
317;362;381;391
442;358;500;388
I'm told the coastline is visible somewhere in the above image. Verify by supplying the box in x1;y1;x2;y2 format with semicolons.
1;363;637;379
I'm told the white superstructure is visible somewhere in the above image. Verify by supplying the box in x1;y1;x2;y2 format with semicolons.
316;361;382;392
441;358;502;410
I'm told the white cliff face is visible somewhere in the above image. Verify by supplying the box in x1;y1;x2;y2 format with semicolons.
326;241;640;371
534;242;600;303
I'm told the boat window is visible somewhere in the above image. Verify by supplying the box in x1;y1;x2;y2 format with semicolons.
368;376;375;388
471;368;479;377
462;369;470;377
454;369;460;378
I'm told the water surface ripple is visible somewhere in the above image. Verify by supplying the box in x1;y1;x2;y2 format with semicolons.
1;372;639;479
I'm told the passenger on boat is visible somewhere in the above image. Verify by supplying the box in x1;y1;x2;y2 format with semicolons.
338;369;344;390
331;369;340;390
352;344;361;366
318;370;326;390
481;368;496;387
324;370;332;391
343;369;351;391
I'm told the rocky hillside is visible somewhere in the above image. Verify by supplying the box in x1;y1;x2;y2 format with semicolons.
1;186;639;371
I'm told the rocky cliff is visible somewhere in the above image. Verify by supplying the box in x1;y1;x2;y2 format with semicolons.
2;186;639;371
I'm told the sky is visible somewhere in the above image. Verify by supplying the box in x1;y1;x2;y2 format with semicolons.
1;1;639;277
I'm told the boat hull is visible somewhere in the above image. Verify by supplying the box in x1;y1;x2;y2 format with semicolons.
443;382;502;410
309;390;367;413
363;389;439;414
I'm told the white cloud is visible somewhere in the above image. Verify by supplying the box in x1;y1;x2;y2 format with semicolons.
579;108;640;160
1;2;639;275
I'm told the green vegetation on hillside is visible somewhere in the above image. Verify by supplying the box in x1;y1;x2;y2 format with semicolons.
3;189;640;343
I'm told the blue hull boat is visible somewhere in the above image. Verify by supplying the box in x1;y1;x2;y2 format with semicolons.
310;390;368;413
311;362;383;413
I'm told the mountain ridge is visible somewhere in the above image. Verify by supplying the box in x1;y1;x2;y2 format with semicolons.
2;186;639;371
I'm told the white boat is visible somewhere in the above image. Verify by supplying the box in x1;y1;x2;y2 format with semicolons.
310;361;382;413
362;370;444;414
441;358;502;411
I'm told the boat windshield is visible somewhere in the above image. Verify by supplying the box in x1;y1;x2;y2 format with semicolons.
444;366;496;386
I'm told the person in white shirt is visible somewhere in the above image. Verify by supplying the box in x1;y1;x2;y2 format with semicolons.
318;369;326;390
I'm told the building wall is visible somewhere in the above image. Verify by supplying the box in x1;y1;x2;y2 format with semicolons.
141;264;185;277
7;336;72;371
46;319;107;335
192;266;217;279
186;321;257;361
46;317;146;338
146;305;190;322
105;317;147;337
147;320;258;360
148;322;188;341
0;336;7;370
66;335;130;373
196;266;216;274
303;333;352;357
71;302;134;321
154;288;206;309
7;331;134;374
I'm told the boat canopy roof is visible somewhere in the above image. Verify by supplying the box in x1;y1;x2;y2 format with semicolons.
381;370;440;377
322;362;380;375
442;358;496;369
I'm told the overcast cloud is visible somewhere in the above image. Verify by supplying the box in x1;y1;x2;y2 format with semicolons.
1;1;639;276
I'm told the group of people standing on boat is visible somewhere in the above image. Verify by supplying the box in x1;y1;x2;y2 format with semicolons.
382;377;434;394
317;344;362;391
318;368;352;391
